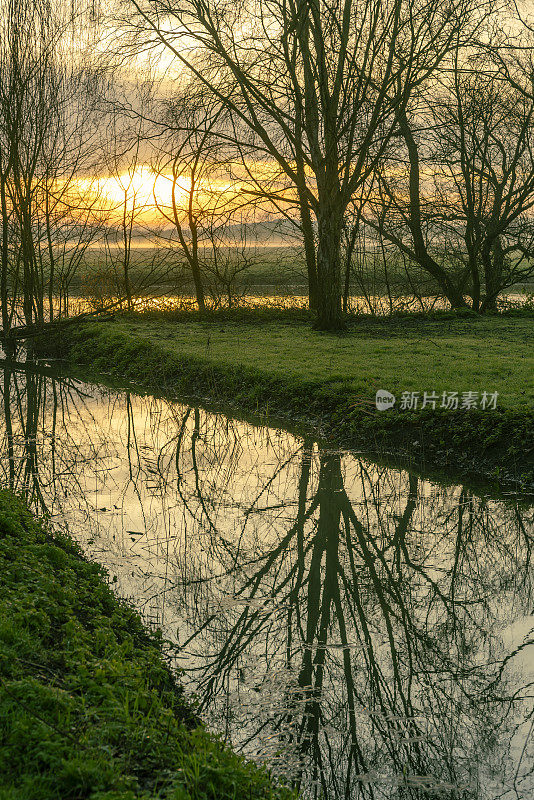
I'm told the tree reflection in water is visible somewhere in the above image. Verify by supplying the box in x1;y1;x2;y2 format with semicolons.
0;358;532;799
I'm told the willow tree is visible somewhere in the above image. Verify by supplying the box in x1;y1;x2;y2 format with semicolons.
367;21;534;312
123;0;490;329
0;0;104;334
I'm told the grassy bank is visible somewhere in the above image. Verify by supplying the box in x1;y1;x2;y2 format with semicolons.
40;311;534;488
0;489;294;800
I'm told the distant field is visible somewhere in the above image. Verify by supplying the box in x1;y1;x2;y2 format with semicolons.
72;245;531;299
73;245;308;290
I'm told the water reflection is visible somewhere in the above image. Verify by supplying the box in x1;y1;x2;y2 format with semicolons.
0;359;532;799
20;289;530;322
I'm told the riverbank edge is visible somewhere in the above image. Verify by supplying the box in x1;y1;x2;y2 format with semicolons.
37;321;534;491
0;488;294;800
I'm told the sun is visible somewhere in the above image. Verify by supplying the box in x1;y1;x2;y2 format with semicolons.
70;166;192;225
98;166;192;220
68;164;250;227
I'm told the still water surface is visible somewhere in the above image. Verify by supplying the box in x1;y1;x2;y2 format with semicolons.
1;359;533;799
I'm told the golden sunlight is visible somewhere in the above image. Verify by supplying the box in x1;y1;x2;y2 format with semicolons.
69;160;297;228
80;166;192;223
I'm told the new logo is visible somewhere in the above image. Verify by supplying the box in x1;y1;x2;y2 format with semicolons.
375;390;396;411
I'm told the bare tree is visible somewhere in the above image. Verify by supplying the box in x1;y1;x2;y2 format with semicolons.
153;90;265;308
122;0;489;329
103;114;147;312
368;24;534;311
152;94;225;310
0;0;106;334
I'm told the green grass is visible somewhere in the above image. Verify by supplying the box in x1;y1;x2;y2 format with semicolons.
39;310;534;488
0;489;295;800
107;312;533;410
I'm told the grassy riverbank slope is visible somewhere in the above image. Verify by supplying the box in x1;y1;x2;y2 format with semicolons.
0;489;294;800
41;310;534;487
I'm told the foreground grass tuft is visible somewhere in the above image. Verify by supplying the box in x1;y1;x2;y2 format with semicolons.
0;490;294;800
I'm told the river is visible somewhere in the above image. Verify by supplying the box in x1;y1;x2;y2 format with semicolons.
0;356;532;799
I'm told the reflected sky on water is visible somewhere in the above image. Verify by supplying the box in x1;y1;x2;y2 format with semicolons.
0;359;533;799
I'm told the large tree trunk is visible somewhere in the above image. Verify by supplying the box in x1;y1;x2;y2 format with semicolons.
480;236;503;312
190;251;206;313
342;222;359;313
315;204;344;330
294;118;318;311
187;193;205;312
463;219;481;312
299;197;318;311
0;174;10;336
